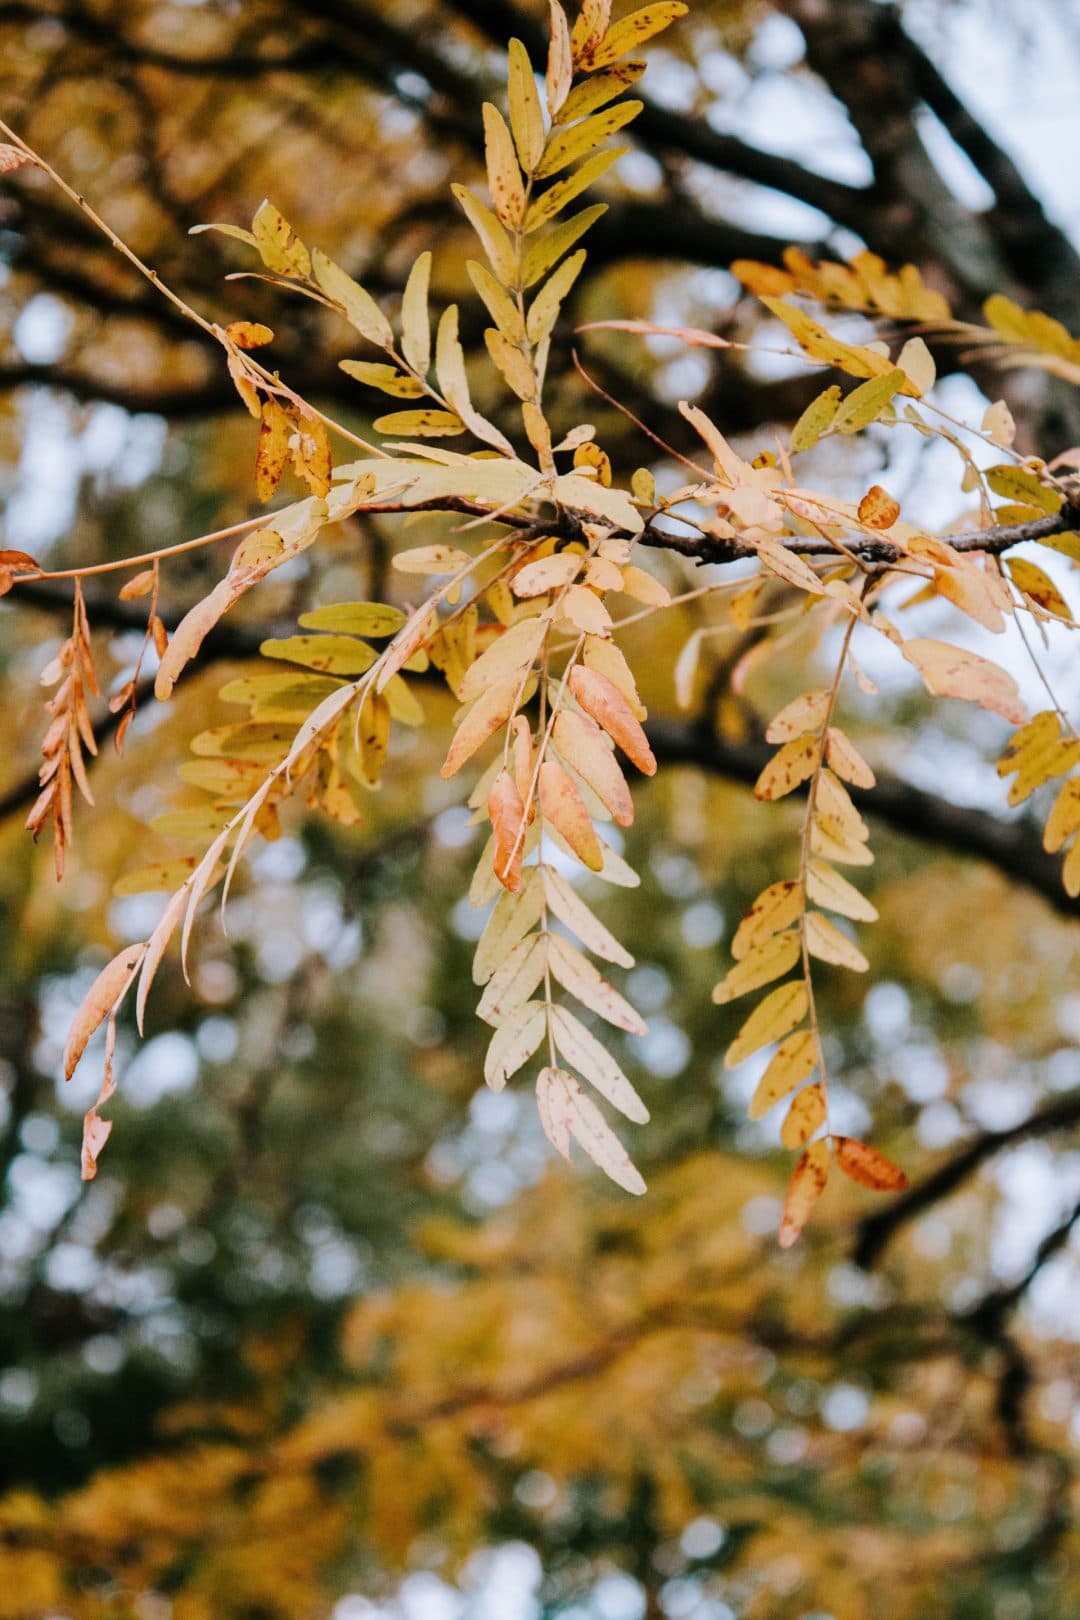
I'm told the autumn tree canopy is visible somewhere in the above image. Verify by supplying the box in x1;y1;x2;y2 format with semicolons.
0;2;1077;1617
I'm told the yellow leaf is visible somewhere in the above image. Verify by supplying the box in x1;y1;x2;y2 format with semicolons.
535;102;641;180
804;912;869;972
436;304;515;453
256;398;291;501
547;933;646;1033
260;635;376;676
985;463;1062;513
780;1080;826;1149
373;408;465;438
731;880;803;960
394;544;473;574
546;0;573;117
1044;777;1080;853
805;859;878;922
461;617;548;703
778;1139;830;1247
483;102;526;227
251;199;309;275
485;327;536;399
748;1031;817;1120
1007;557;1072;620
311;248;393;347
558;62;645;124
298;602;406;637
753;735;821;800
451;183;517;284
724;981;808;1068
824;726;875;788
902;637;1027;725
896;335;935;394
559;582;612;635
522;205;607;289
508;38;546;173
712;930;800;1005
526;248;587;343
765;690;830;744
550;1004;648;1122
468;260;526;342
339;360;424;396
513;551;582;596
753;535;826;595
354;691;391;788
400;249;432;375
484;1001;547;1090
831;369;906;433
583;2;688;69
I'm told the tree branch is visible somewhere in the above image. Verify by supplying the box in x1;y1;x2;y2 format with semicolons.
852;1088;1080;1267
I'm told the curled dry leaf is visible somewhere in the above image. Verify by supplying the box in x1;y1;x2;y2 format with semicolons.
63;943;147;1080
857;484;900;529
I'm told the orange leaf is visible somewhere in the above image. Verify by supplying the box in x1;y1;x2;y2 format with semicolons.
538;759;603;870
62;944;147;1080
569;665;656;775
489;768;526;892
778;1139;831;1248
552;709;634;826
857;484;900;529
440;678;519;778
832;1136;909;1191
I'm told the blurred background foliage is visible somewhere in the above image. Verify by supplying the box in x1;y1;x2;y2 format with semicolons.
0;1;1078;1617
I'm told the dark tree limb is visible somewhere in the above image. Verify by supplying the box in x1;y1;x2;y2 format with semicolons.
853;1088;1080;1268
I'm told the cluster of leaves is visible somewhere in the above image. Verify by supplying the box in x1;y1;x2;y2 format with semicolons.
6;0;1080;1244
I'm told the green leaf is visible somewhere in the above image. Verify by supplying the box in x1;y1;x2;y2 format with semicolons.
830;369;906;434
790;385;842;452
298;603;406;637
260;635;378;676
